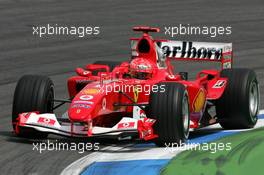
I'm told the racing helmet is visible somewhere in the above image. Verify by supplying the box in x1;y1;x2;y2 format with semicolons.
130;57;154;80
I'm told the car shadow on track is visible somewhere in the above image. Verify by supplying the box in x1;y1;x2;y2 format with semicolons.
189;127;224;139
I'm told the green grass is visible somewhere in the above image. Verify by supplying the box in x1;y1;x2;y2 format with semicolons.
161;127;264;175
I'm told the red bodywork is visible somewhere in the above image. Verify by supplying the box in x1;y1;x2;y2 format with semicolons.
16;26;232;140
66;27;231;138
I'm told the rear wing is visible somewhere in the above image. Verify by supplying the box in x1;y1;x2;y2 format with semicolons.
130;39;233;70
157;41;232;69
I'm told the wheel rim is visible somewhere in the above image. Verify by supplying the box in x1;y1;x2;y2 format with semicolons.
182;94;190;139
249;81;259;121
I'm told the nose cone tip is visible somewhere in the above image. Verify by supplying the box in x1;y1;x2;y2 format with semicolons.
68;107;91;122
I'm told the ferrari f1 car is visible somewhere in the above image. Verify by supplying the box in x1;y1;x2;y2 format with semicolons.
12;26;260;146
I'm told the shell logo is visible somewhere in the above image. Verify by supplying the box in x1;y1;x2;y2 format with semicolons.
193;90;206;112
134;86;139;102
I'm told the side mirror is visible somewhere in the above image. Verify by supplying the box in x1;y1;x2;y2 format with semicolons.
75;68;92;77
166;74;181;81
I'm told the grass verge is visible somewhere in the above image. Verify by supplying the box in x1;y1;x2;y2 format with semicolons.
161;127;264;175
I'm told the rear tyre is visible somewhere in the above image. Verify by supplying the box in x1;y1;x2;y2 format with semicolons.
216;68;260;129
149;83;190;146
12;75;54;138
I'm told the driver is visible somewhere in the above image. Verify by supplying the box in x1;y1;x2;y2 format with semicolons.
129;57;154;80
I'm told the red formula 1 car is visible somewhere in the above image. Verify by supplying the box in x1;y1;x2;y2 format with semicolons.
12;26;260;146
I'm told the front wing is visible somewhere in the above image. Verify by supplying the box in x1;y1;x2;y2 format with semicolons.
15;112;157;140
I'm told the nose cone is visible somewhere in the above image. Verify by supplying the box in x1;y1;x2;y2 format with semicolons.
68;91;100;122
68;101;93;121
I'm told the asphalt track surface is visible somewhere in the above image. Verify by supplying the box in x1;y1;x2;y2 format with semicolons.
0;0;263;174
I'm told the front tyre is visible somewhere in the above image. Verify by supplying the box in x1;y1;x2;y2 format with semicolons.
12;75;54;138
149;83;190;146
216;68;260;129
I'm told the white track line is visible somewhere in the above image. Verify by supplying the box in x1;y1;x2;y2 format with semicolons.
61;109;264;175
61;144;184;175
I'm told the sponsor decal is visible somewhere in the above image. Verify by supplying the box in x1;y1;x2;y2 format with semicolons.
71;104;91;109
117;122;135;129
76;79;92;83
134;86;139;102
73;100;94;105
137;64;150;70
193;90;206;112
83;88;99;94
37;117;56;126
213;80;226;88
158;41;223;60
79;95;93;100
